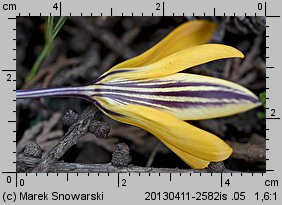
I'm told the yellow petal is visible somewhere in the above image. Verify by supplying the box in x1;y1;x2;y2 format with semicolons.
162;140;210;168
163;74;260;120
94;102;232;168
100;44;244;82
90;72;259;120
104;20;217;73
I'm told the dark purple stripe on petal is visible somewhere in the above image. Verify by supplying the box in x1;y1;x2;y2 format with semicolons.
96;81;235;91
94;89;259;103
92;93;230;109
96;93;162;109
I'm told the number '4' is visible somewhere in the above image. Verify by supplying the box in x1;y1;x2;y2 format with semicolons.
225;179;230;186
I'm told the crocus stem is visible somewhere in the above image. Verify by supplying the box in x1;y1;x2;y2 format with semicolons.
16;86;88;99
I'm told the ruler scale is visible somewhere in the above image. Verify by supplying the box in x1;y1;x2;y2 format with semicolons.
0;0;281;204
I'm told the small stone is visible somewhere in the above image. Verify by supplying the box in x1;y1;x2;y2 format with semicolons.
63;110;78;126
111;143;130;167
208;162;226;173
89;120;110;138
23;142;42;158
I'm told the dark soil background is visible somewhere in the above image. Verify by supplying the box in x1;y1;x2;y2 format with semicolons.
16;16;266;172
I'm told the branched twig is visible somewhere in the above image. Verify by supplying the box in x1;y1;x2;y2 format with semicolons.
17;155;203;173
28;107;110;173
18;152;237;173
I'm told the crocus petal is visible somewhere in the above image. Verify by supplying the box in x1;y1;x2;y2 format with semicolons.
92;103;232;168
87;73;260;120
162;140;210;168
99;44;244;82
105;20;216;73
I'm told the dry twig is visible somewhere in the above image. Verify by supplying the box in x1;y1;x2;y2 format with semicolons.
18;144;237;173
28;107;110;173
